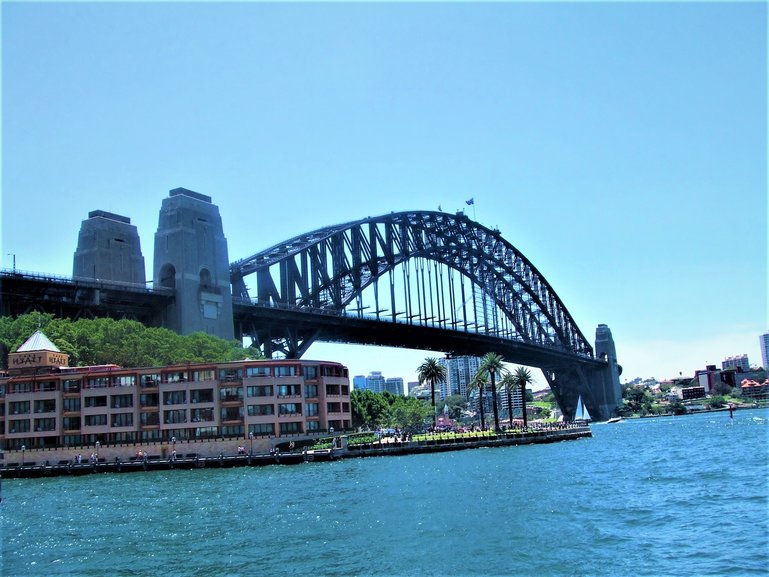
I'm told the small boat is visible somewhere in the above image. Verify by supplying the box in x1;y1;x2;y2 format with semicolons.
606;416;622;424
575;395;591;422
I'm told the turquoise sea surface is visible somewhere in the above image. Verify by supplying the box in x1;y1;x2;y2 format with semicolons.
2;409;767;577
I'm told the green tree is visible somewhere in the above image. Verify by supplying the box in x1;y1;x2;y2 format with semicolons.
386;396;432;433
443;395;467;420
511;366;534;427
478;352;507;431
468;369;489;430
351;389;390;429
0;313;262;369
500;372;517;426
417;357;447;429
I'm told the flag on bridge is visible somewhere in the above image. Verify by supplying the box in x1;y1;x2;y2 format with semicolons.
465;198;474;206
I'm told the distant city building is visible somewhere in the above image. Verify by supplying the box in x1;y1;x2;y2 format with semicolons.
760;332;769;370
384;377;404;396
365;372;385;394
353;375;367;391
406;381;420;396
439;355;482;399
681;386;706;400
695;365;719;394
722;354;750;372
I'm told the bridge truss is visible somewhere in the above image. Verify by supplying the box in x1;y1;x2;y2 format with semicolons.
231;210;594;362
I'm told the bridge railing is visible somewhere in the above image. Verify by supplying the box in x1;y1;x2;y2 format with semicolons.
1;269;173;296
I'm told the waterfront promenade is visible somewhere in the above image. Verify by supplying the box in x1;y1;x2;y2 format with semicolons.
0;423;591;479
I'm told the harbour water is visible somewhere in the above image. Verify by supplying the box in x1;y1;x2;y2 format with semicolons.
2;409;767;577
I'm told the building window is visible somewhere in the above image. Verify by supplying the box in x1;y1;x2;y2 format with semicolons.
327;402;341;414
9;418;30;433
326;384;341;396
63;434;83;446
62;416;81;430
34;399;57;413
62;379;81;393
140;412;159;427
279;421;303;435
141;374;161;387
305;402;319;417
9;401;31;415
63;398;81;412
247;404;275;416
247;385;273;397
163;391;187;405
163;371;187;383
275;365;298;377
249;423;274;436
278;403;302;416
191;408;214;422
163;409;187;425
219;368;243;382
306;421;320;432
303;366;318;380
36;381;57;392
85;414;107;427
140;393;159;407
220;425;244;437
87;377;110;388
190;388;214;403
220;387;243;402
112;375;136;387
276;384;301;397
246;366;270;378
192;369;215;382
304;384;318;398
111;413;134;428
36;420;57;435
111;394;134;409
10;382;33;394
220;407;244;421
84;396;108;408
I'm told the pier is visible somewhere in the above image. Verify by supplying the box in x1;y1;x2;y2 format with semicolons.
0;425;591;480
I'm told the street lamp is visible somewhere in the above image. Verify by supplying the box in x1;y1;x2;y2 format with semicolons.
21;445;25;465
249;432;254;456
95;441;100;461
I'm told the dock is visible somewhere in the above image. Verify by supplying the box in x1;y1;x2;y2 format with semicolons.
0;425;591;480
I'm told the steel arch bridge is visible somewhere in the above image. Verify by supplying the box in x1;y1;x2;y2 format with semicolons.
230;210;621;421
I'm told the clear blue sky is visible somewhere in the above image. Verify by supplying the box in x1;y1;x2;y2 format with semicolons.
2;2;766;387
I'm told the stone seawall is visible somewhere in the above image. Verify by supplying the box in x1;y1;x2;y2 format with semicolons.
0;426;592;480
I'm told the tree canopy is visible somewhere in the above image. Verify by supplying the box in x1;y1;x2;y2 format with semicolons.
350;389;432;432
0;313;263;369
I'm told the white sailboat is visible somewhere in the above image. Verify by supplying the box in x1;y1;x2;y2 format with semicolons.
575;395;591;422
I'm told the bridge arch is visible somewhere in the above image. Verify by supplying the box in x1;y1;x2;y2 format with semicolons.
231;210;593;358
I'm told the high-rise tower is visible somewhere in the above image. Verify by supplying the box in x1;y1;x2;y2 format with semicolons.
760;332;769;370
153;188;234;340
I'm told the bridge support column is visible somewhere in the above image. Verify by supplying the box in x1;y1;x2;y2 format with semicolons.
544;325;621;422
591;324;622;420
153;188;234;340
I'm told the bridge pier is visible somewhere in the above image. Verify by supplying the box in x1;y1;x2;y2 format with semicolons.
545;325;622;422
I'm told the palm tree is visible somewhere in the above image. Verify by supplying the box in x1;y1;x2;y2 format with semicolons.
468;370;489;430
512;366;533;428
417;357;447;429
499;372;517;428
479;352;507;432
